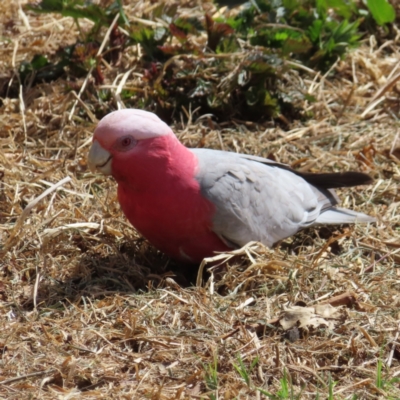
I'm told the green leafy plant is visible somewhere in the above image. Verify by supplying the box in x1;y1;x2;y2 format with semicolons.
367;0;396;26
376;356;383;389
27;0;128;39
233;354;259;387
11;0;398;123
232;357;303;399
328;373;336;400
257;368;298;399
21;0;128;87
242;0;362;71
374;355;400;398
203;355;219;400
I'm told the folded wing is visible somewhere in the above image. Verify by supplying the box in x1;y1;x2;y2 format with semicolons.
192;148;374;248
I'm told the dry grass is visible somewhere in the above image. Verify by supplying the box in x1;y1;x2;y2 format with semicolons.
0;1;400;399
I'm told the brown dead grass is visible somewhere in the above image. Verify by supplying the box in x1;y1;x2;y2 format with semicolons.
0;1;400;399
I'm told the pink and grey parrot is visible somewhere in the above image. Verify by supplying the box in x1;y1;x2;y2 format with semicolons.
87;109;375;263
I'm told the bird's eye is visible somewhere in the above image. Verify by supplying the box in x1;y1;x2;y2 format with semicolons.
114;135;137;152
121;137;131;147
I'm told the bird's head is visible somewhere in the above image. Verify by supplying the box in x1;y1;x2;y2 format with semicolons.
87;109;173;176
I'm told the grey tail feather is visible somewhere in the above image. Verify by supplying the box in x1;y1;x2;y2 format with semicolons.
316;207;376;224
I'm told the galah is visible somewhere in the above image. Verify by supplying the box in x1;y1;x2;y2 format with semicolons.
87;109;375;263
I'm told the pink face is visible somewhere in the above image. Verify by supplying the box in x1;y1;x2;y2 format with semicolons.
87;109;173;175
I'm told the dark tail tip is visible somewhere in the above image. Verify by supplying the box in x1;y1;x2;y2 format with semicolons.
298;171;373;189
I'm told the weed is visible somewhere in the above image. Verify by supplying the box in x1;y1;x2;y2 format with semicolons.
17;0;395;122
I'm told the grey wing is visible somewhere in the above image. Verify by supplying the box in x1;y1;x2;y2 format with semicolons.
192;148;333;248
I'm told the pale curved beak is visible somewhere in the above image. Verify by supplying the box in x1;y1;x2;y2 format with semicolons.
87;140;112;175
